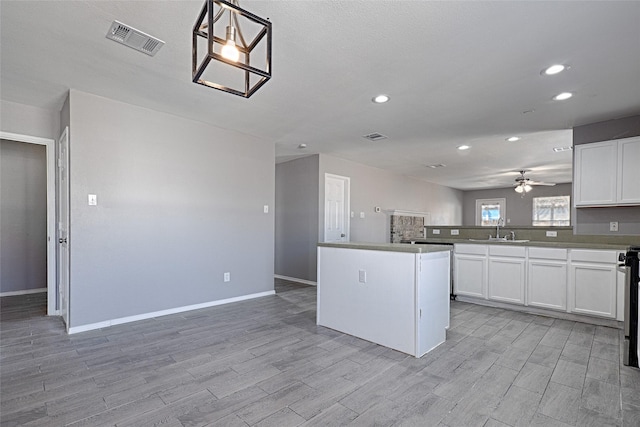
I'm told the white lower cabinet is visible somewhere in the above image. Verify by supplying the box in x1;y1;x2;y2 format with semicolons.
488;246;526;304
527;248;568;311
453;244;623;322
454;244;487;298
569;249;618;318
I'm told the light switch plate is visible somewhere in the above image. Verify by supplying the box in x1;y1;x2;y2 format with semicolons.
358;269;366;283
360;212;365;219
88;194;97;206
223;272;230;282
263;205;269;214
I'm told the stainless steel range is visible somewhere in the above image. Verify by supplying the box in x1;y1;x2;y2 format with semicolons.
620;245;640;368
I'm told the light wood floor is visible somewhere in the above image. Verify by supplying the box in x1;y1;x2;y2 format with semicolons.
1;280;639;426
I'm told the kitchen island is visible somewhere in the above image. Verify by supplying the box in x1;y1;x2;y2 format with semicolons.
317;242;451;358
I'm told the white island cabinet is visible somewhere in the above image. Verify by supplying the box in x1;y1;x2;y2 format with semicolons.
317;242;451;358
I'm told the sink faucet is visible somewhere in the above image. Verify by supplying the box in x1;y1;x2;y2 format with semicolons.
495;217;504;239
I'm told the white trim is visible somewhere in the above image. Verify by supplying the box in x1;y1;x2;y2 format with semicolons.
274;274;317;286
0;131;57;315
0;288;47;297
68;291;275;334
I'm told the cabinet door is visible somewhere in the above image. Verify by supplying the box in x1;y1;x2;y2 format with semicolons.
528;260;567;311
570;263;617;318
454;255;486;298
488;257;525;304
574;141;617;206
617;136;640;204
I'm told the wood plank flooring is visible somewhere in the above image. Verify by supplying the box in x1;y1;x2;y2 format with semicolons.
1;280;639;426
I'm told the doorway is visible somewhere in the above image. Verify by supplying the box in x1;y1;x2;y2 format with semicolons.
0;131;57;315
324;173;350;242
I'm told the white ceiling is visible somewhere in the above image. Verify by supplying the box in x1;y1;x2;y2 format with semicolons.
2;1;639;190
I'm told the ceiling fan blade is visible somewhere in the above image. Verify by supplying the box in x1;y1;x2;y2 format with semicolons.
529;181;556;186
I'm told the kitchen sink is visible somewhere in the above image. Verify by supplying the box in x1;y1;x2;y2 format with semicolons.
468;238;530;243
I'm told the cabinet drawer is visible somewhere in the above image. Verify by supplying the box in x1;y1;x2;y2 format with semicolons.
489;245;526;257
571;249;617;264
528;247;567;260
455;244;487;255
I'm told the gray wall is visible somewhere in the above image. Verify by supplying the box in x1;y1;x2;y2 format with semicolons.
67;90;275;328
0;139;47;293
462;183;573;226
0;100;59;140
319;154;464;243
274;153;463;283
573;114;640;236
275;155;319;281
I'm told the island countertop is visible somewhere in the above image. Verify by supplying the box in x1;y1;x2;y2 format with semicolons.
317;241;452;253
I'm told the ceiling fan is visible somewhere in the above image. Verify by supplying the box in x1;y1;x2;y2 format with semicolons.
514;170;556;194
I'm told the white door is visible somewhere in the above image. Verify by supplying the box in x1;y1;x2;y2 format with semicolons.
324;174;350;242
57;127;70;330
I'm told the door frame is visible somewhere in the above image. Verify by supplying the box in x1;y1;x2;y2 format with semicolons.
0;131;57;315
323;173;350;242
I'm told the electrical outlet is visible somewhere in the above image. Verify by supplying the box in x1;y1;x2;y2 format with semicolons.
546;231;557;237
358;269;366;283
433;229;440;235
610;221;619;232
360;212;365;219
351;211;355;218
450;229;459;236
223;272;230;282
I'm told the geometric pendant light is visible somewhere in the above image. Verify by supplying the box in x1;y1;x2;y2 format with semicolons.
192;0;272;98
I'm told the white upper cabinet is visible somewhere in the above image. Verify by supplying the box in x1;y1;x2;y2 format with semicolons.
574;136;640;207
617;137;640;204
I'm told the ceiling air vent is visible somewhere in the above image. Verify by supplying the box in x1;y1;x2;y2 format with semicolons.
362;132;388;141
106;21;164;57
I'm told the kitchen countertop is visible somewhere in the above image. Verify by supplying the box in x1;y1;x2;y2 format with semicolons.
403;238;630;251
318;242;453;254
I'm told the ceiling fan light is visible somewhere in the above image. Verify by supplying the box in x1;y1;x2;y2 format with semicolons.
524;184;533;192
515;185;524;193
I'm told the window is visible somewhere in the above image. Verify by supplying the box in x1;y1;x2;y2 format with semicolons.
532;196;570;226
475;198;506;226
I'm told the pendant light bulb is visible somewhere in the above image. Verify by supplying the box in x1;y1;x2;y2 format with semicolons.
515;185;524;194
524;184;532;192
221;24;240;62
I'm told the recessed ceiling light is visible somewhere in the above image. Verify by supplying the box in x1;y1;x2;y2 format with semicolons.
553;92;573;101
426;164;446;169
372;94;389;104
553;146;573;152
542;64;566;75
457;145;471;151
506;136;521;142
298;143;307;149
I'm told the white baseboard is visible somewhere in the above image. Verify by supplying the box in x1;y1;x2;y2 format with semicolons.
274;274;317;286
68;290;275;335
0;288;47;297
